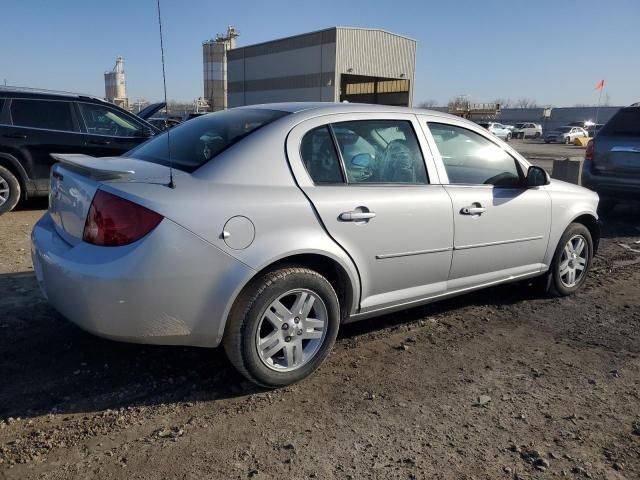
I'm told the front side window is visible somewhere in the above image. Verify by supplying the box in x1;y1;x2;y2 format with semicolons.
10;99;75;131
332;120;428;184
127;108;288;172
78;103;144;137
428;122;522;187
300;126;344;184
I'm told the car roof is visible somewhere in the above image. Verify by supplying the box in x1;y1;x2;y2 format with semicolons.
236;101;462;121
0;85;105;103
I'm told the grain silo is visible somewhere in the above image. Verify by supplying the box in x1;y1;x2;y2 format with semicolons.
104;56;128;108
203;26;238;112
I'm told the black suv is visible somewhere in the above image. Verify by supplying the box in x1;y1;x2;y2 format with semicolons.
0;87;164;214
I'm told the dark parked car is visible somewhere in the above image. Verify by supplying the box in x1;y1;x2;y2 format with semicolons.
0;87;164;214
582;103;640;213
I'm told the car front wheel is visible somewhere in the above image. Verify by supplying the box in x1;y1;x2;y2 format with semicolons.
549;223;593;296
224;267;340;388
0;166;21;215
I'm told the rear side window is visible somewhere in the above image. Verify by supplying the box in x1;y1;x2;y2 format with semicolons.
333;120;428;184
10;99;74;131
600;108;640;136
300;126;344;184
127;108;288;173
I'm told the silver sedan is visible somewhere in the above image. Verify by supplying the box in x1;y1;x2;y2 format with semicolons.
32;103;600;387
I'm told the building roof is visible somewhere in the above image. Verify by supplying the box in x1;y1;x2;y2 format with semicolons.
229;26;415;52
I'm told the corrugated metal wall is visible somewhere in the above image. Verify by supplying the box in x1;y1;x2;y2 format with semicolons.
335;28;416;105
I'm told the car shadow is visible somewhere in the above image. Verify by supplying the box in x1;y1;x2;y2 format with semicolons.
14;196;48;212
0;268;544;421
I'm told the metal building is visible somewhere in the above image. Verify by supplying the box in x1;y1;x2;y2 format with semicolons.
222;27;416;108
104;56;128;108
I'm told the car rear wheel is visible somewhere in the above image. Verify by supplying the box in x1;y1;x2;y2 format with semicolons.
224;267;340;388
0;166;21;215
506;133;512;142
549;223;593;296
534;132;541;139
564;136;571;145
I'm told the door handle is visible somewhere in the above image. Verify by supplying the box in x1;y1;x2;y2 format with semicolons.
460;205;486;215
88;140;111;145
339;210;376;222
3;133;27;139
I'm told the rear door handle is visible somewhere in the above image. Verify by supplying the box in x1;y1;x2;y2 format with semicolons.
339;210;376;222
3;133;27;139
461;205;486;215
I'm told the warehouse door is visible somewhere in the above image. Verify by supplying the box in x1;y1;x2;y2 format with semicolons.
339;74;410;106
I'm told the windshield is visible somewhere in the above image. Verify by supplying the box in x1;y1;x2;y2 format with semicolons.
557;127;572;132
126;108;289;172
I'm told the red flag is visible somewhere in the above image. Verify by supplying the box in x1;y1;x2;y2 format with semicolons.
595;79;605;90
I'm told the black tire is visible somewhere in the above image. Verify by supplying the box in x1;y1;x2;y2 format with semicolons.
223;267;340;388
534;132;541;139
565;136;572;145
0;166;21;215
506;133;511;142
544;140;550;144
548;223;594;296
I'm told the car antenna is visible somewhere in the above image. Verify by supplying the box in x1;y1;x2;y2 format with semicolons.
156;0;175;189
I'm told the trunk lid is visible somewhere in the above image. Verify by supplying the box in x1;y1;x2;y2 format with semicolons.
48;154;176;245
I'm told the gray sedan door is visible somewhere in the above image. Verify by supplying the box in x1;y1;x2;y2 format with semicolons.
287;114;453;314
424;119;551;289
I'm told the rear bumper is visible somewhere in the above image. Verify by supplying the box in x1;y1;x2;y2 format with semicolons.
31;213;254;347
581;161;640;200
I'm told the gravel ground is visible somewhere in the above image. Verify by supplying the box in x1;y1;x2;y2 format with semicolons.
1;199;639;480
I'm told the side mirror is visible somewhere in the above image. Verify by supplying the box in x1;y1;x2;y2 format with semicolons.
526;165;549;187
351;153;371;168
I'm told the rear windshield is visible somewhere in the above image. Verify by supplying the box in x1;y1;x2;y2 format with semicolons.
126;108;289;172
600;108;640;136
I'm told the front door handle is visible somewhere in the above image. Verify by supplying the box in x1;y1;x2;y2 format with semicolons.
460;205;486;215
3;133;27;139
339;210;376;222
88;140;111;145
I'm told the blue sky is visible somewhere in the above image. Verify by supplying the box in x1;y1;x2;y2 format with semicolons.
1;0;638;106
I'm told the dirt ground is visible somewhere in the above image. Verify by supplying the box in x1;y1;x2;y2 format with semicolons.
1;198;639;480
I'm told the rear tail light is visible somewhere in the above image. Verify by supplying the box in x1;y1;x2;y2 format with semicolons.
83;190;163;246
585;139;594;161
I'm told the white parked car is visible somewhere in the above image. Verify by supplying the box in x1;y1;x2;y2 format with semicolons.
544;126;588;144
477;122;512;141
513;122;542;139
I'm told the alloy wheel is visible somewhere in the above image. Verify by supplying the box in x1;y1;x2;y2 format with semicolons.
559;234;588;288
0;176;9;208
256;289;328;372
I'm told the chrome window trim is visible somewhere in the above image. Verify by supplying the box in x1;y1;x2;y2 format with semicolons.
0;122;149;139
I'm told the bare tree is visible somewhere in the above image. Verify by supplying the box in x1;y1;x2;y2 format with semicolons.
418;99;440;109
514;98;538;108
